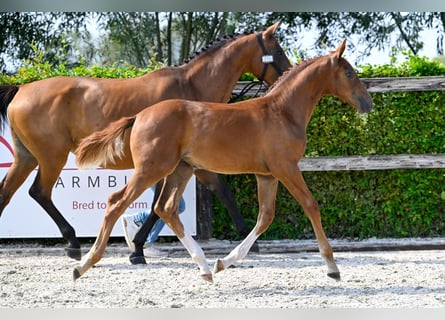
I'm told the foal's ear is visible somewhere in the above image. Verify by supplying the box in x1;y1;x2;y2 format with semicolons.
335;39;347;59
264;20;281;37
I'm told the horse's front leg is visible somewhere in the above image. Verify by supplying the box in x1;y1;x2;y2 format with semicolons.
279;166;340;280
157;163;212;282
214;174;278;274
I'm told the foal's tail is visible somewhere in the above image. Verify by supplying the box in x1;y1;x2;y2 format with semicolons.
0;85;19;133
75;116;136;169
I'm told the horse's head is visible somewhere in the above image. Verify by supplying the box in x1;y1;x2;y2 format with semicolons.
247;21;292;85
328;39;373;114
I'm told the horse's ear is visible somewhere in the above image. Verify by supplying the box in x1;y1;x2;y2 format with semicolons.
264;20;281;37
335;39;347;59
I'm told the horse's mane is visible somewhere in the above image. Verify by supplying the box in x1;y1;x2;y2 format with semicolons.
177;31;254;66
266;56;323;94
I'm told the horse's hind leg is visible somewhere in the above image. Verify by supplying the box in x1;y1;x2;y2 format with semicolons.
157;163;212;282
0;133;38;215
29;168;80;260
0;134;80;260
214;174;278;274
73;168;163;280
194;170;250;237
23;135;81;260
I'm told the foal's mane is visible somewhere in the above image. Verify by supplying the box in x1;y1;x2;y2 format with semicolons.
266;56;324;94
178;31;253;66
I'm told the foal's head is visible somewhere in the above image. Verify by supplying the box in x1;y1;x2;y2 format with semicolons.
327;39;373;114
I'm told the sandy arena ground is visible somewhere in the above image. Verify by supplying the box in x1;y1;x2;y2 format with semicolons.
1;238;444;308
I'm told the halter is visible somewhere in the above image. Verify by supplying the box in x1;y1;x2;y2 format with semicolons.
230;32;286;102
255;31;285;81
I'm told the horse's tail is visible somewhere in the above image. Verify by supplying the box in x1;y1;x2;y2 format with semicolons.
0;85;19;133
75;116;136;169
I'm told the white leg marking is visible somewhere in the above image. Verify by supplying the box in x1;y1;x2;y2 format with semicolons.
178;233;211;276
219;226;259;269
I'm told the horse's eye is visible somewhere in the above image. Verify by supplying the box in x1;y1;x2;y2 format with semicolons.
345;70;353;79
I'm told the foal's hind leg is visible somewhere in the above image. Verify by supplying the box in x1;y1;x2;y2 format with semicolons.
214;175;278;274
156;163;212;282
73;169;161;280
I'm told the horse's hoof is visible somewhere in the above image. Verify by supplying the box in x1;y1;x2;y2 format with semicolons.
65;247;82;261
213;259;225;274
200;273;213;283
129;255;147;265
73;267;81;281
328;271;341;281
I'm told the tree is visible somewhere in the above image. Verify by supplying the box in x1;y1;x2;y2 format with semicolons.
263;12;445;61
1;12;444;74
97;12;235;67
0;12;88;73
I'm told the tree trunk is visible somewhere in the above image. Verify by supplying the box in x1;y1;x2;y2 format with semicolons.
167;12;172;66
182;12;194;62
154;12;163;62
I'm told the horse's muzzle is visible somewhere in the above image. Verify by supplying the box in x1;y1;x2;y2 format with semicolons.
357;94;373;114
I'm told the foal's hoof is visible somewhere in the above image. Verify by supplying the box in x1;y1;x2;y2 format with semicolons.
328;271;341;281
129;254;147;265
213;259;225;274
65;247;82;261
73;267;82;281
200;273;213;283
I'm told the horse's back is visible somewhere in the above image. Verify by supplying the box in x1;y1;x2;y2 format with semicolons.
130;98;272;174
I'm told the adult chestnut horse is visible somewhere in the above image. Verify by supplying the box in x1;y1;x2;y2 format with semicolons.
0;22;291;261
73;39;373;282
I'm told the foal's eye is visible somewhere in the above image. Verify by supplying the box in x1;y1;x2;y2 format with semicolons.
345;70;354;79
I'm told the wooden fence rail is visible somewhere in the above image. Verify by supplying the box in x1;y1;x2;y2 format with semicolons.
195;76;445;239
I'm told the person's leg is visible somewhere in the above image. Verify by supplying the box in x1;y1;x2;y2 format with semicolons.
146;195;186;243
122;189;186;253
145;218;165;244
178;196;186;214
121;210;150;250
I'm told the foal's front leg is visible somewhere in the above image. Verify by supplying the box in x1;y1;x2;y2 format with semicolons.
280;167;340;280
214;175;278;274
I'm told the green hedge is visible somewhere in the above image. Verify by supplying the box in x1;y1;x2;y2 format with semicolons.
2;53;444;240
213;53;445;240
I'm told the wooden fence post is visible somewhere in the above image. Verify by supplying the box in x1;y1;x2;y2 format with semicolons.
195;180;213;240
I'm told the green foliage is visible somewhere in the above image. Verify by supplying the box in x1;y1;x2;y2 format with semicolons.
0;47;158;85
212;53;445;240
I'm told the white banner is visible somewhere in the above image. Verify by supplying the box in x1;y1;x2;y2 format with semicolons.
0;126;196;238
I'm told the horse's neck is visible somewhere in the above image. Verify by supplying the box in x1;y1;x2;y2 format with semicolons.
268;63;331;128
179;39;253;102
